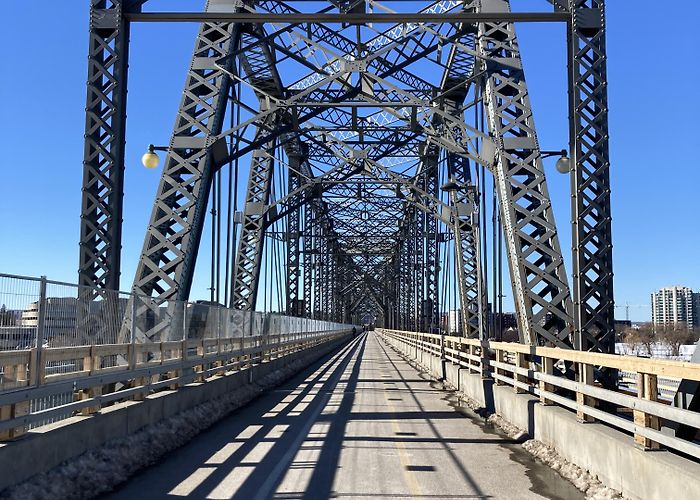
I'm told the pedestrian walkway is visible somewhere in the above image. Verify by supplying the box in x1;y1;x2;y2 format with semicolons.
108;332;582;499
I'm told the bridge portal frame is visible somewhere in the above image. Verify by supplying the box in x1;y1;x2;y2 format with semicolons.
78;0;614;355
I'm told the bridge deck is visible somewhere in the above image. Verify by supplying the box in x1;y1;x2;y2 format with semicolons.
108;332;582;499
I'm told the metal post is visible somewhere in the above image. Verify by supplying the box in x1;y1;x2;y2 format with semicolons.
568;0;614;354
129;296;137;370
35;276;47;385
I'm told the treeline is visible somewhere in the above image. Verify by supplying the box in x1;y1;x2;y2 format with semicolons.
622;323;700;357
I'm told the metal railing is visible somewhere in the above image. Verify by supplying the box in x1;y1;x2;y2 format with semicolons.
378;328;700;460
0;272;356;439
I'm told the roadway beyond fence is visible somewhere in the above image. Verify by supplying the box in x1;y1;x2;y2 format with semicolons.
378;328;700;500
106;331;583;500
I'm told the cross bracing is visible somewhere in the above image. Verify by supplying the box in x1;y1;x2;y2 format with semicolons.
79;0;615;355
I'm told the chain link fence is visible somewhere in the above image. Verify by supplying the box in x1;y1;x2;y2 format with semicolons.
0;272;348;354
0;273;354;429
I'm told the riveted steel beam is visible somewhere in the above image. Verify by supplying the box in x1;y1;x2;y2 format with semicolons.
126;12;570;23
132;2;239;304
477;0;573;347
79;0;133;292
568;0;614;354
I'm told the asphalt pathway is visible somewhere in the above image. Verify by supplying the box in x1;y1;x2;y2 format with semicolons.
107;332;583;499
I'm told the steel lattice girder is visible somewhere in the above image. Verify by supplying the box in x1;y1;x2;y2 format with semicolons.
422;151;440;332
568;0;615;353
231;135;278;310
447;151;483;338
438;8;484;339
79;0;132;292
227;20;352;315
100;1;615;343
132;2;238;303
302;198;314;317
286;153;303;315
477;0;573;347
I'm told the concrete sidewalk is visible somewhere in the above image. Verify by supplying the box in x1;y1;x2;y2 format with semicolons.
108;332;582;499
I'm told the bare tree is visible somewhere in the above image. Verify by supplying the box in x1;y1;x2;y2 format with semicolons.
624;323;655;356
656;323;696;357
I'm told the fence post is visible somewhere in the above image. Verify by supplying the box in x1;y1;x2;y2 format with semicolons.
539;356;554;405
634;373;661;450
216;307;224;375
129;297;136;370
80;346;101;415
439;334;447;380
514;352;527;393
479;340;490;379
130;297;148;400
576;363;595;422
495;349;505;385
34;276;47;386
468;344;476;373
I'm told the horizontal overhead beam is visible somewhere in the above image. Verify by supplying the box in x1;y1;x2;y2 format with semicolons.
124;12;570;24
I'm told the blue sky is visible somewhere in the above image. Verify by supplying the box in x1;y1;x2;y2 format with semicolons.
0;1;698;321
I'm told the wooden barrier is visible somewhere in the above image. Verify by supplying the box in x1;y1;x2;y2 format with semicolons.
378;328;700;459
0;329;352;440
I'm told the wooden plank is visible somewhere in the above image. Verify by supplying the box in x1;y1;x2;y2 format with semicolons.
535;346;700;381
634;373;661;450
43;346;91;362
576;363;595;423
539;357;554;405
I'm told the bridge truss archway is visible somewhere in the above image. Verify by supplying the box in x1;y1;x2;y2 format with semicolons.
78;0;614;354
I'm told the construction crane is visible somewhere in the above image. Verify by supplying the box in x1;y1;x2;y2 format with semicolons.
614;303;650;321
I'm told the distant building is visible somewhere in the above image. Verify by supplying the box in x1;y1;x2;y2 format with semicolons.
650;286;698;328
14;297;127;344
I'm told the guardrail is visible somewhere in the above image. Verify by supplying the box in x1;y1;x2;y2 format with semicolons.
378;328;700;460
0;328;353;440
0;272;357;440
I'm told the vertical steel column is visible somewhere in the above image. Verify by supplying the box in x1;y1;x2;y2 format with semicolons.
413;181;426;332
423;151;440;333
286;152;303;316
314;221;326;319
568;1;615;353
407;206;418;331
79;0;131;291
303;201;314;317
447;152;482;338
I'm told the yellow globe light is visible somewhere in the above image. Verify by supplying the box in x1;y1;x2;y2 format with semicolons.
141;145;161;169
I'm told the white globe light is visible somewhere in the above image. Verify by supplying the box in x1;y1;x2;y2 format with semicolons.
141;151;160;169
555;155;571;174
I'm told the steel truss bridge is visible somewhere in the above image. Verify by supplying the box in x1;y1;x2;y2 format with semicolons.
39;0;699;489
6;3;700;498
81;0;612;350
